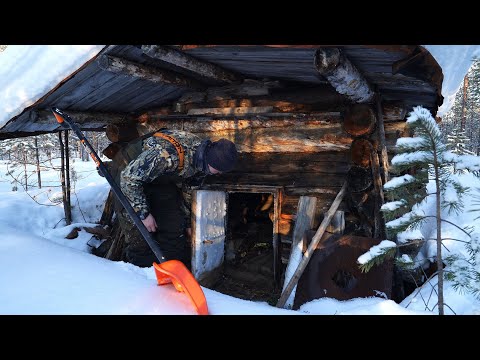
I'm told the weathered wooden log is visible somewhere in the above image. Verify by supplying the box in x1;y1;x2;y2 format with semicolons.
235;151;351;174
186;106;273;116
105;219;126;261
384;120;407;136
36;110;133;126
98;55;204;89
105;123;139;143
141;45;242;84
204;172;348;189
376;96;390;183
210;127;351;153
346;165;373;193
369;136;386;239
176;85;348;111
138;116;352;153
176;84;275;110
343;104;377;137
314;48;375;103
100;190;116;226
281;192;348;225
382;102;407;121
136;113;343;134
276;182;348;308
206;79;277;100
350;138;373;168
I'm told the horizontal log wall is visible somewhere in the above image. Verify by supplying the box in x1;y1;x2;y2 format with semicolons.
135;101;408;243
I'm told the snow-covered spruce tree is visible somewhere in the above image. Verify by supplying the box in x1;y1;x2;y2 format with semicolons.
358;106;480;315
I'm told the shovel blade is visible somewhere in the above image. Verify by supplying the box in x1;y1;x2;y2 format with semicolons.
153;260;209;315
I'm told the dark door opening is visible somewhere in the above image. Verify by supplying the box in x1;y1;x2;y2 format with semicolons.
211;192;280;304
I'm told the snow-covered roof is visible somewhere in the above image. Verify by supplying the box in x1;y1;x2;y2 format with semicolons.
0;45;455;139
0;45;105;128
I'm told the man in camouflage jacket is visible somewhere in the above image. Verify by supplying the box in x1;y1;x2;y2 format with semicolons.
118;129;238;268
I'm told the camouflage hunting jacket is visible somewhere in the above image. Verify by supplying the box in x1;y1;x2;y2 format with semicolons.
120;130;205;227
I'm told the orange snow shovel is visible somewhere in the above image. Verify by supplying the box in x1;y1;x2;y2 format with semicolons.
51;107;208;315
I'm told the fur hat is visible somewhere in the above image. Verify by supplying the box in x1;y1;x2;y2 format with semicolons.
205;139;238;173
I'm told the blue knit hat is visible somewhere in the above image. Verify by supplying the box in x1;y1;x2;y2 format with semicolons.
205;139;238;173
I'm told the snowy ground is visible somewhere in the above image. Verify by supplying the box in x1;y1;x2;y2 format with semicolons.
0;157;478;315
0;159;442;315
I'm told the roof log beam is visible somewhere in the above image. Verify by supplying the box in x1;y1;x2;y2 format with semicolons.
314;47;375;103
98;55;205;90
141;45;243;85
35;109;135;129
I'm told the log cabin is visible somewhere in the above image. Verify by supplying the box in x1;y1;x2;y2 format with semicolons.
0;45;444;307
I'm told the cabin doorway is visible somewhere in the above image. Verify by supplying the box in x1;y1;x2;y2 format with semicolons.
191;188;282;305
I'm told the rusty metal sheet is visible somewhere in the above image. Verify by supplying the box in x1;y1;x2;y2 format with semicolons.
293;232;393;309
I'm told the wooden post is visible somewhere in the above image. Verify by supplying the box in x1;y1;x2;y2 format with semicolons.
369;142;386;240
65;130;72;221
276;182;347;308
376;96;390;183
282;196;317;308
34;136;42;189
58;131;71;225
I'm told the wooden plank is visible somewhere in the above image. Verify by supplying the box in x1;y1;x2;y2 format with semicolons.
276;181;348;308
141;45;242;84
187;106;273;116
98;55;204;90
53;70;118;109
282;196;317;308
73;72;140;111
41;62;105;106
191;190;227;287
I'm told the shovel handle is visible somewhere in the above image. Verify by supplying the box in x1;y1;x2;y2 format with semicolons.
51;107;168;263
